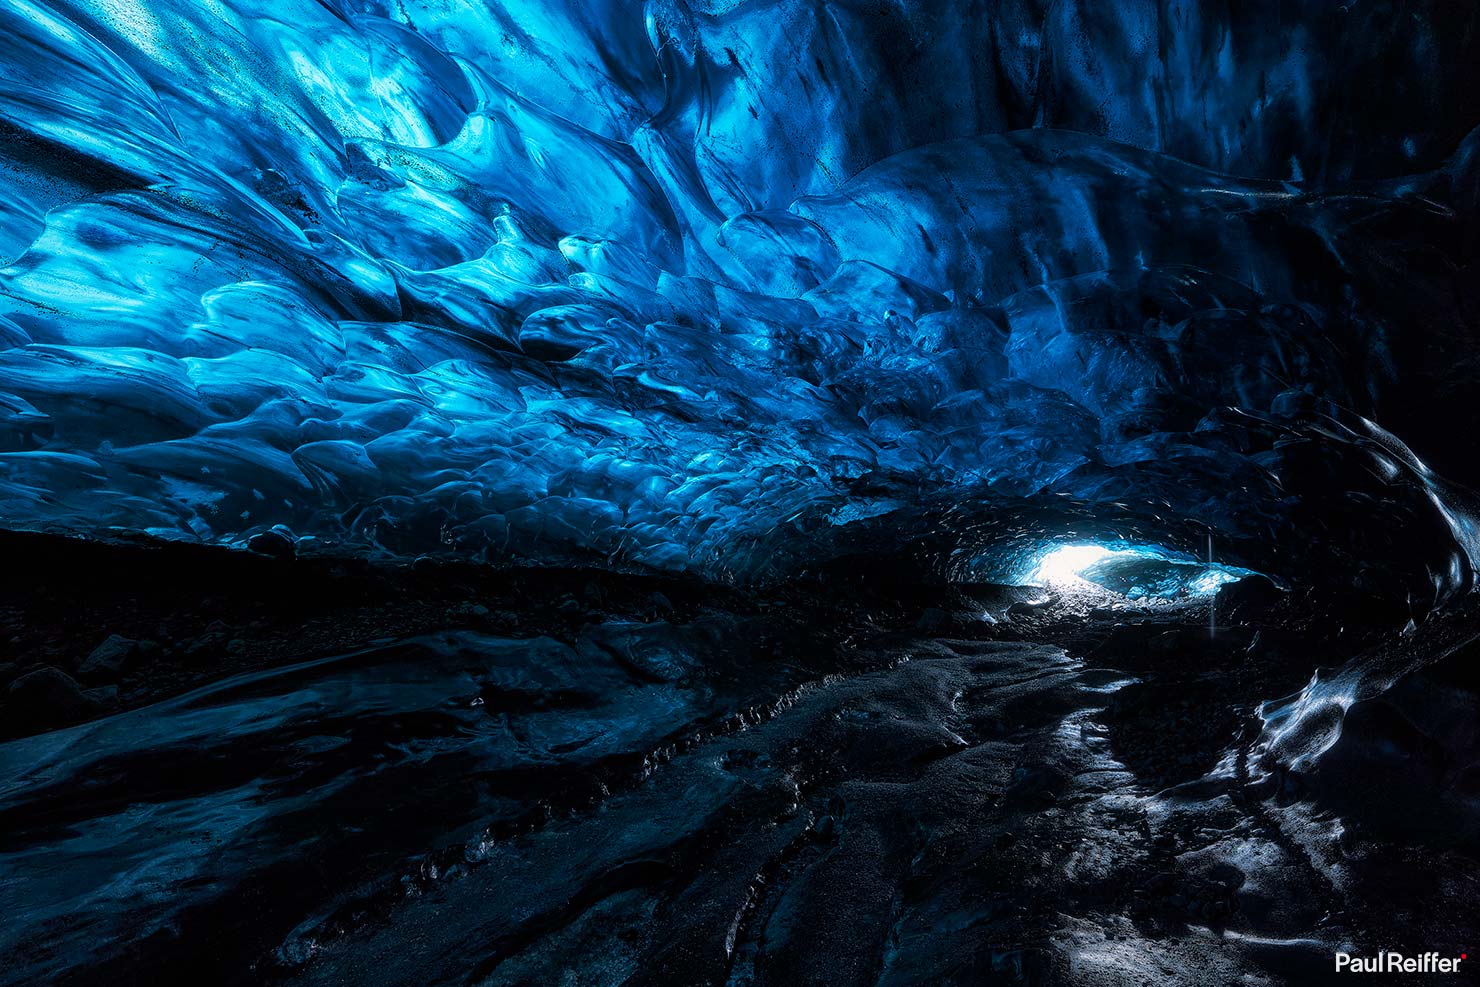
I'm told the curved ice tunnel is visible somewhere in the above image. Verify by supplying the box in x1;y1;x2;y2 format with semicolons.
0;0;1476;616
1014;543;1257;600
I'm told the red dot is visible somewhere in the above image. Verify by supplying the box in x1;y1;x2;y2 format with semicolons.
1463;954;1468;961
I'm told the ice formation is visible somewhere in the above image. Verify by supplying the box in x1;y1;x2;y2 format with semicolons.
2;0;1479;602
7;7;1480;980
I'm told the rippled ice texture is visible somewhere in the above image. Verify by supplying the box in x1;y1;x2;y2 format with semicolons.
2;0;1479;584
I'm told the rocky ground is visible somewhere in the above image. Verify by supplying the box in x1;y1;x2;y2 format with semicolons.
2;533;1478;986
0;530;765;739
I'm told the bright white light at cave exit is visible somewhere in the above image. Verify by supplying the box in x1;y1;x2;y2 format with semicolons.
1031;544;1116;586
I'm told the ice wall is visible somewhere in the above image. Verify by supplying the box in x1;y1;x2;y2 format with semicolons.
1;0;1478;592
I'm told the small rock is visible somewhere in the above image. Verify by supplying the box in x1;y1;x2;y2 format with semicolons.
84;684;120;706
184;632;228;657
1215;574;1282;622
915;607;950;634
226;638;247;656
8;667;97;731
1006;596;1056;617
247;527;296;559
79;634;139;679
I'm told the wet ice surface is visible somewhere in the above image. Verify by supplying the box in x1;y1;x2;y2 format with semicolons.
6;603;1477;987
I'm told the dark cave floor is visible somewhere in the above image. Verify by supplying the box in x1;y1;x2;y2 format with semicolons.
2;536;1479;986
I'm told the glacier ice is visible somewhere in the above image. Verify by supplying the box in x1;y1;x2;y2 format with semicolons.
7;7;1480;977
1019;543;1252;600
0;0;1478;604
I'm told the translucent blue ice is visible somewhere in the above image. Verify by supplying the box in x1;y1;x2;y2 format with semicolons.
1015;543;1254;600
1;0;1478;593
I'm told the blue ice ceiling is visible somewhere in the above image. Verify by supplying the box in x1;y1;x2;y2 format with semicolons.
2;0;1479;595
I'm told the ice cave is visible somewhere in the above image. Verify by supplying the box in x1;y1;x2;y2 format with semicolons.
2;1;1480;984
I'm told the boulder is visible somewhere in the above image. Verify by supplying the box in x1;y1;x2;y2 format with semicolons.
8;666;98;732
